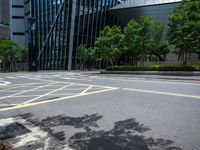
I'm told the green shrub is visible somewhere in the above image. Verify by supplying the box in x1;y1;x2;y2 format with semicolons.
106;65;200;71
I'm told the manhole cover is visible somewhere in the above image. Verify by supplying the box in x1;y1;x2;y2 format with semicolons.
0;122;30;140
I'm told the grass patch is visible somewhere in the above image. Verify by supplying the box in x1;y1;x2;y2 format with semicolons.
106;65;200;71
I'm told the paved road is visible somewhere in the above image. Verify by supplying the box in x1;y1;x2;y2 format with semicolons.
0;71;200;150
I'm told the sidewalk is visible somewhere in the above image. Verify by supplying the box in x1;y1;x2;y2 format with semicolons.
101;70;200;76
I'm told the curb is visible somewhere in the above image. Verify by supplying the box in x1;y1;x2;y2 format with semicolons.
100;71;200;76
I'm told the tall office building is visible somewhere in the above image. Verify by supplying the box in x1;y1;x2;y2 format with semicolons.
26;0;184;70
0;0;10;38
0;0;26;47
25;0;121;70
11;0;26;47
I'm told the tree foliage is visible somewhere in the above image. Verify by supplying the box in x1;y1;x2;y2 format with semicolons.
77;16;170;68
95;25;124;66
77;44;96;69
123;19;141;64
124;16;169;65
167;0;200;65
0;38;27;71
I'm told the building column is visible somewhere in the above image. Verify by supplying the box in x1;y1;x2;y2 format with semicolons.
68;0;77;70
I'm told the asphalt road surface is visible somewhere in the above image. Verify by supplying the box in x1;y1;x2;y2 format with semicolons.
0;71;200;150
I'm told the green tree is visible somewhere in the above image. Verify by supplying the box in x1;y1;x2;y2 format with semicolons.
141;17;169;62
77;44;96;69
0;38;27;71
95;25;124;66
167;0;200;65
123;19;141;65
124;16;169;66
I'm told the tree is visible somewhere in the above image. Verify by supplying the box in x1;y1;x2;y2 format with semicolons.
167;0;200;65
77;44;96;69
0;38;27;71
95;25;124;66
124;16;169;66
123;19;141;65
141;17;170;62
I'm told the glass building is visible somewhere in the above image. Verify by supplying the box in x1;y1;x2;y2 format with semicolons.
26;0;181;70
27;0;120;70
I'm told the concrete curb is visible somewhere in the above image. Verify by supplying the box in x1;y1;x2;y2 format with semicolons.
100;71;200;76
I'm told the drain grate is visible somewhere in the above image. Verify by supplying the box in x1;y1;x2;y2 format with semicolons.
0;122;30;140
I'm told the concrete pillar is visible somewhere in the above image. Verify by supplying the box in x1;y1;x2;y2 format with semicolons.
68;0;77;70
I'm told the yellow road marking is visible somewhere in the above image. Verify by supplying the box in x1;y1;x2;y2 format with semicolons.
0;75;119;112
24;83;74;104
0;83;40;92
80;85;93;94
0;82;56;100
21;75;115;89
0;87;118;112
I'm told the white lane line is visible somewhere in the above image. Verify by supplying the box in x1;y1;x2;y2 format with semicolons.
92;76;200;86
58;77;92;81
13;93;79;97
123;88;200;99
0;104;17;108
0;83;41;92
6;77;17;79
0;87;118;112
0;82;56;100
24;83;74;104
0;81;11;86
21;75;115;89
17;75;27;78
80;85;93;94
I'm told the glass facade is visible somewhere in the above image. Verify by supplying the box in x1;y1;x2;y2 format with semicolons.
29;0;119;70
28;0;180;70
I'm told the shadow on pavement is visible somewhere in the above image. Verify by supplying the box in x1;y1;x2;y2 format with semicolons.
19;113;181;150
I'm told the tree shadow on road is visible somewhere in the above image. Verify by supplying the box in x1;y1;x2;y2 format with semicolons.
20;113;181;150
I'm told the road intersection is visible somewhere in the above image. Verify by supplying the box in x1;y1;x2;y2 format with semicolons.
0;71;200;150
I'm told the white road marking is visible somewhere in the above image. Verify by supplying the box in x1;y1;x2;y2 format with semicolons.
12;93;80;97
123;88;200;99
91;76;200;86
0;86;118;112
6;77;17;79
58;77;92;81
0;83;40;92
21;75;115;89
0;104;16;108
0;82;56;100
0;80;11;86
80;85;93;94
24;83;74;104
0;85;36;92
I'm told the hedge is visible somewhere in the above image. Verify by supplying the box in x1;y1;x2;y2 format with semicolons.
106;65;200;71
